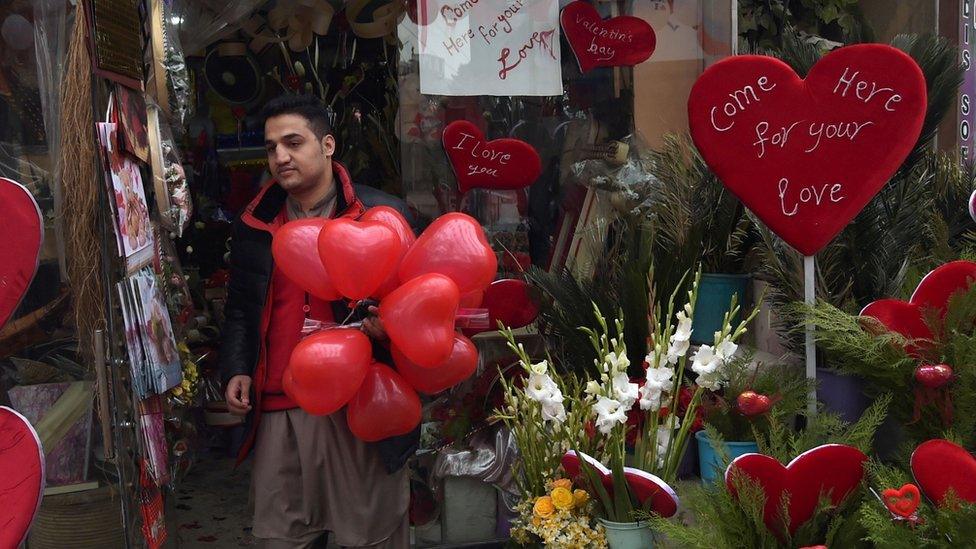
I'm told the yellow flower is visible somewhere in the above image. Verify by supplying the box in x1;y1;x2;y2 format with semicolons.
533;496;555;518
573;489;590;507
551;478;573;491
172;386;184;396
551;486;574;510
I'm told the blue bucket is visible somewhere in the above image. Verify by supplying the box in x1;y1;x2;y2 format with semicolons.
695;430;758;486
691;274;751;344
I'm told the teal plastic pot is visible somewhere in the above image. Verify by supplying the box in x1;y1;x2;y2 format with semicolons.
691;273;751;344
598;519;655;549
695;430;758;486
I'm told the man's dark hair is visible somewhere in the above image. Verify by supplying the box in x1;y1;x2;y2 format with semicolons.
260;94;333;139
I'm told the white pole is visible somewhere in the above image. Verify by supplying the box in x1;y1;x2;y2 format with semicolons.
804;255;817;417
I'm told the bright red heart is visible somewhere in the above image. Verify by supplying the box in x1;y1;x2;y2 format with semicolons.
393;334;478;394
881;483;921;518
0;406;45;548
360;206;417;298
0;178;43;329
272;218;342;301
459;289;484;309
725;444;867;538
380;273;460;367
861;261;976;350
737;390;772;417
560;1;656;73
442;120;542;193
318;218;400;301
560;450;679;518
399;212;498;295
464;279;541;336
914;364;953;389
346;363;422;442
287;329;372;416
911;439;976;506
688;45;927;256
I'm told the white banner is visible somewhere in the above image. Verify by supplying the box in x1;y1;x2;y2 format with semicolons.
418;0;562;96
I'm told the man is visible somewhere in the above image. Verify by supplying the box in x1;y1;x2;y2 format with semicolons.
220;95;417;549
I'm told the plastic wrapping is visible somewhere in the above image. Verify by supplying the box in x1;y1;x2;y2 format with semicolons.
147;101;193;236
432;425;520;500
160;1;192;129
568;132;659;217
32;0;68;163
170;0;266;55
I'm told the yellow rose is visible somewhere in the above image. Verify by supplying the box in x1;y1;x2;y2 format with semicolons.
551;478;573;491
172;386;184;396
551;486;574;510
573;489;590;507
533;496;555;518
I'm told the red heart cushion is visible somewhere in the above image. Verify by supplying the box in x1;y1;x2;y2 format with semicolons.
0;178;43;329
318;218;400;301
911;439;976;506
561;450;679;518
0;406;45;547
688;45;927;256
725;444;867;538
560;1;656;73
442;120;541;193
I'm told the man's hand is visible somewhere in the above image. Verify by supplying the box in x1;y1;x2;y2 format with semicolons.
361;305;388;341
225;375;253;416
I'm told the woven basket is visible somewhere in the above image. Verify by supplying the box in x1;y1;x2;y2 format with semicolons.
28;485;125;548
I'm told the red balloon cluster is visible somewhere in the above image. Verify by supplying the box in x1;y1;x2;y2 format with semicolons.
272;208;498;441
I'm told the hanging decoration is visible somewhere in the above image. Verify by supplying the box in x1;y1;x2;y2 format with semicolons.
910;439;976;506
442;120;543;193
267;0;335;52
560;1;657;73
345;0;403;40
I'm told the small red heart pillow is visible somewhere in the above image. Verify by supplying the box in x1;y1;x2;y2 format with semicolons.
560;1;656;73
0;406;45;548
688;45;926;256
0;178;43;329
881;483;921;518
725;444;867;538
911;439;976;506
442;120;541;193
561;450;679;518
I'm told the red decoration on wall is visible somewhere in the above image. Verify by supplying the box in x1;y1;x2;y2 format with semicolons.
0;178;43;330
0;406;45;548
911;439;976;506
688;45;927;256
560;1;656;73
442;120;542;193
725;444;867;538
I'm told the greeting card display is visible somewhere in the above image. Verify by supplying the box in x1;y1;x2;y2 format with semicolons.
0;177;43;330
688;44;927;256
442;120;542;193
117;269;183;397
0;406;45;548
560;1;656;73
97;122;155;272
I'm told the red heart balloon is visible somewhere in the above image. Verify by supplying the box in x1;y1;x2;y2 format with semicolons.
725;444;867;538
0;178;43;329
561;450;679;518
393;334;479;394
911;439;976;506
346;363;422;442
271;219;341;301
459;289;485;308
560;1;656;73
399;213;498;295
287;329;372;416
381;273;460;367
360;206;417;298
0;406;45;548
861;261;976;351
688;45;927;256
318;218;400;301
442;120;542;193
881;483;921;518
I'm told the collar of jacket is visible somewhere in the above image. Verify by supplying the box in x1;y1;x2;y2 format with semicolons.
240;160;365;232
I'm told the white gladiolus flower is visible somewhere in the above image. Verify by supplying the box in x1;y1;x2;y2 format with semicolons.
541;398;566;424
606;350;631;373
674;311;693;342
529;359;549;376
526;372;559;402
691;345;721;376
584;380;603;396
611;372;639;409
716;339;738;361
667;338;690;364
593;396;628;434
639;364;674;411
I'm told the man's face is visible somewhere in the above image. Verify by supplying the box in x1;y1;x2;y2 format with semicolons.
264;113;335;193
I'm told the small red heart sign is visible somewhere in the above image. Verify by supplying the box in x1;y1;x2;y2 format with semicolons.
560;1;656;73
0;178;43;330
911;439;976;506
688;45;927;256
561;450;679;517
442;120;541;194
725;444;867;538
0;406;45;548
881;483;921;518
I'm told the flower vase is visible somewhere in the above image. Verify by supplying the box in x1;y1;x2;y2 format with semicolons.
695;430;758;486
598;519;655;549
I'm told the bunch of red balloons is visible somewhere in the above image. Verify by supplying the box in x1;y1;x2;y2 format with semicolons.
271;208;495;442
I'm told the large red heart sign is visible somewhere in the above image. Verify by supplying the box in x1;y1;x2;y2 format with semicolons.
0;178;43;330
0;406;45;548
442;120;541;193
911;439;976;506
725;444;867;538
560;1;655;73
688;45;926;256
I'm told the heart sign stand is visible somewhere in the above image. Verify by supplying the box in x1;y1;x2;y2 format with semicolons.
688;45;927;415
